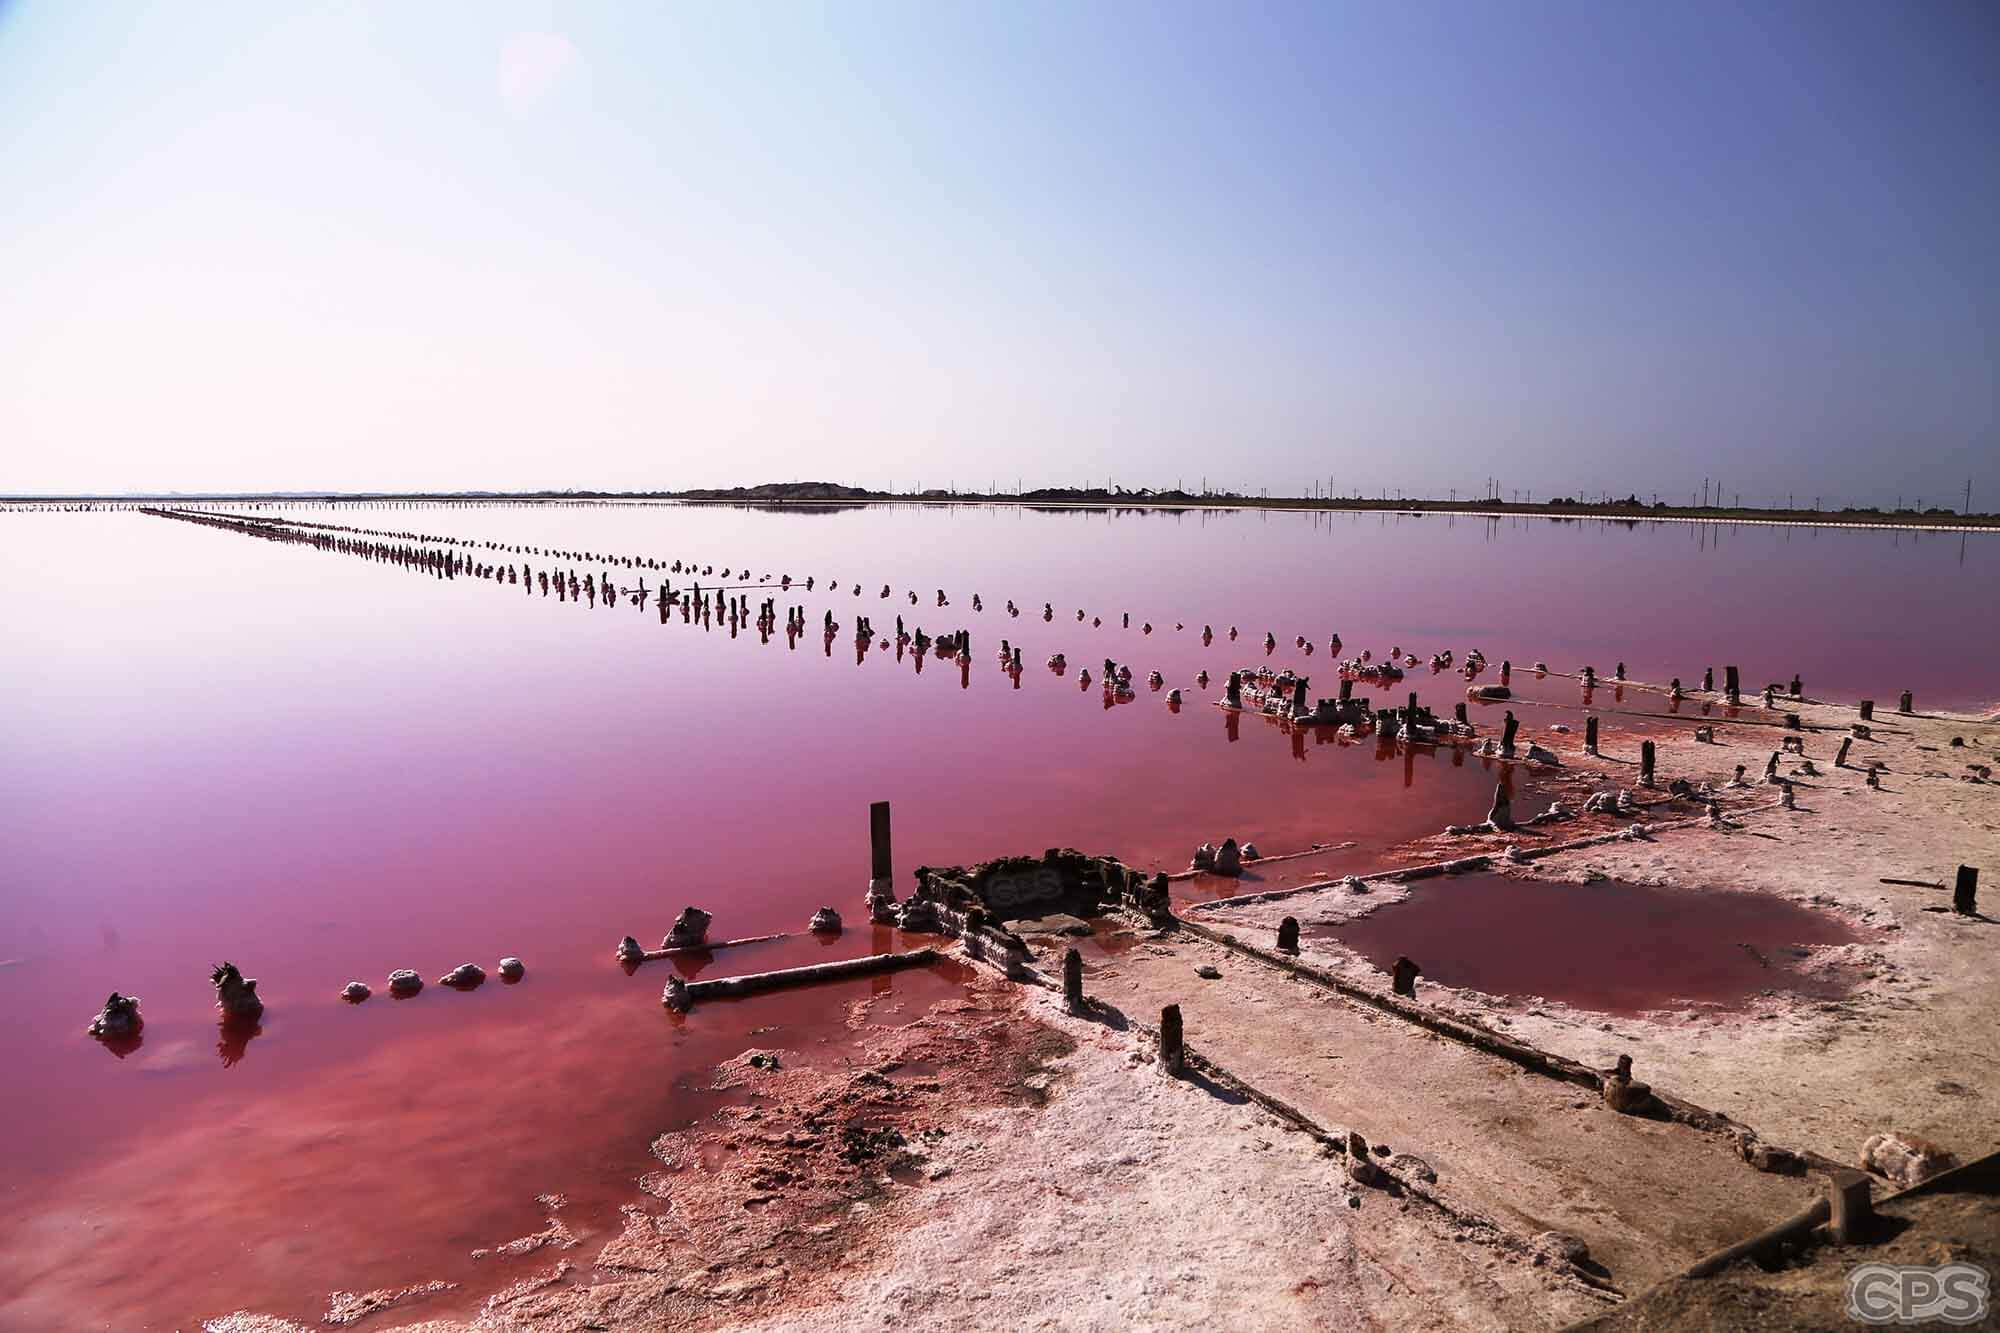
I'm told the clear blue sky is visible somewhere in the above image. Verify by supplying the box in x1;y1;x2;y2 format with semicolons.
1;1;1993;505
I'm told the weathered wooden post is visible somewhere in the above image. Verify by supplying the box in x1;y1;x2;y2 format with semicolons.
1159;1004;1185;1076
1784;712;1801;730
865;801;899;922
1226;671;1243;708
1640;740;1656;785
1703;666;1714;692
1500;711;1519;755
1859;699;1874;721
1277;916;1300;953
1956;865;1979;917
1338;678;1354;702
1835;736;1853;767
1615;661;1626;681
1828;1169;1875;1244
1725;665;1741;705
1584;715;1599;754
1500;659;1511;684
1454;701;1468;725
1899;690;1914;715
1062;947;1085;1010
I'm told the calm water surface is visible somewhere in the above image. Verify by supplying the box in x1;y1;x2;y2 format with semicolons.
0;502;1991;1326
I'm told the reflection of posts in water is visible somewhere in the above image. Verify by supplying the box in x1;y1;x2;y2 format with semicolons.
1225;710;1240;743
1404;742;1414;788
217;1018;263;1067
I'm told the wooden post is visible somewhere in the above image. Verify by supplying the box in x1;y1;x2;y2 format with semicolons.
1585;716;1599;754
1956;865;1979;917
1784;712;1801;730
1062;947;1085;1010
1640;740;1656;784
1725;665;1741;705
679;948;941;1006
1899;690;1914;714
1454;701;1468;725
1702;666;1714;692
1835;737;1852;767
1277;917;1300;953
1159;1004;1185;1076
1338;678;1353;702
1859;699;1874;720
1827;1168;1875;1244
870;801;893;883
1501;711;1519;754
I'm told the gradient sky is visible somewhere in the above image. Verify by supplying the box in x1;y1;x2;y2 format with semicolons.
2;1;1994;503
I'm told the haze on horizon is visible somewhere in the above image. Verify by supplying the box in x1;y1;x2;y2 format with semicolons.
1;1;1993;508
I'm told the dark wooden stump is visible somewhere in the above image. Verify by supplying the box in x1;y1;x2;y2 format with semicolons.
1391;955;1421;997
1062;947;1085;1010
1159;1004;1185;1076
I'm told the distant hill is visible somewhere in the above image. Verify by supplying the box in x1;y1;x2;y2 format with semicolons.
674;482;883;502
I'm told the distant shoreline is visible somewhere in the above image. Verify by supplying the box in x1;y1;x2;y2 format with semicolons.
5;491;1997;534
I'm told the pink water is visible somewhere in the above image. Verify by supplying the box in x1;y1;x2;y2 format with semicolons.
1325;872;1864;1015
0;502;1991;1327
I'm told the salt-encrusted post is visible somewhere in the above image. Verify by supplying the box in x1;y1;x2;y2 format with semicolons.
1159;1004;1185;1076
1062;947;1085;1011
1956;866;1979;917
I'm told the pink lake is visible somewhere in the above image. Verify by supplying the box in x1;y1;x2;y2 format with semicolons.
0;501;1992;1327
